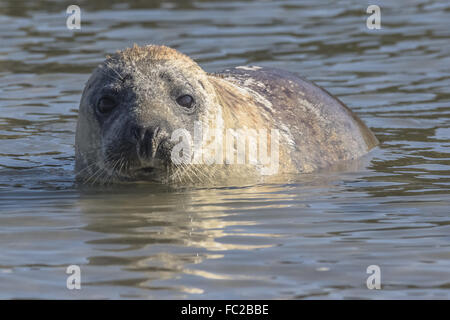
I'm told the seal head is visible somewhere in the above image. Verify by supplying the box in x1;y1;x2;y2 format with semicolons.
75;45;223;183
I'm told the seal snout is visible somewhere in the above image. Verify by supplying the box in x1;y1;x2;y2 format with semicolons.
130;124;168;163
132;125;159;159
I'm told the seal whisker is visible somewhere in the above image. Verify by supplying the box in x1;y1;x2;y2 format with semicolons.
75;159;101;178
170;164;186;184
83;165;105;185
177;163;190;184
195;165;211;180
103;158;118;185
76;154;113;182
104;61;124;81
99;67;123;83
184;163;199;183
168;164;182;183
91;169;108;186
82;154;116;185
118;157;125;177
183;163;198;185
107;158;122;185
188;164;209;184
93;156;120;185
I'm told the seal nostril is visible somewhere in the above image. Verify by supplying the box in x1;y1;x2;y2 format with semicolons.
136;127;162;159
142;128;154;144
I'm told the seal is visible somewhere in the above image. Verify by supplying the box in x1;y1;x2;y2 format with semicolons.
75;44;378;184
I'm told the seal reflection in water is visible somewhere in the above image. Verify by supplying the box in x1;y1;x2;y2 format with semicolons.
75;44;378;184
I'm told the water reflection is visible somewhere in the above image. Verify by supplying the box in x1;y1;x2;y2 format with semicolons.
75;183;291;295
0;0;449;299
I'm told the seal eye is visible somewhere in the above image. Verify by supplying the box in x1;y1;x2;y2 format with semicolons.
176;94;195;109
97;96;117;114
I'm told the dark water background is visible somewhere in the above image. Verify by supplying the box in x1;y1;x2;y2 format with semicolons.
0;0;449;299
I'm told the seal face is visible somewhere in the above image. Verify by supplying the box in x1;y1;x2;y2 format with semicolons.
75;44;378;184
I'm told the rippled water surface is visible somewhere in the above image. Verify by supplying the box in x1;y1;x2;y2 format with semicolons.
0;0;449;299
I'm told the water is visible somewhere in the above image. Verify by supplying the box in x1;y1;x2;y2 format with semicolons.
0;0;449;299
